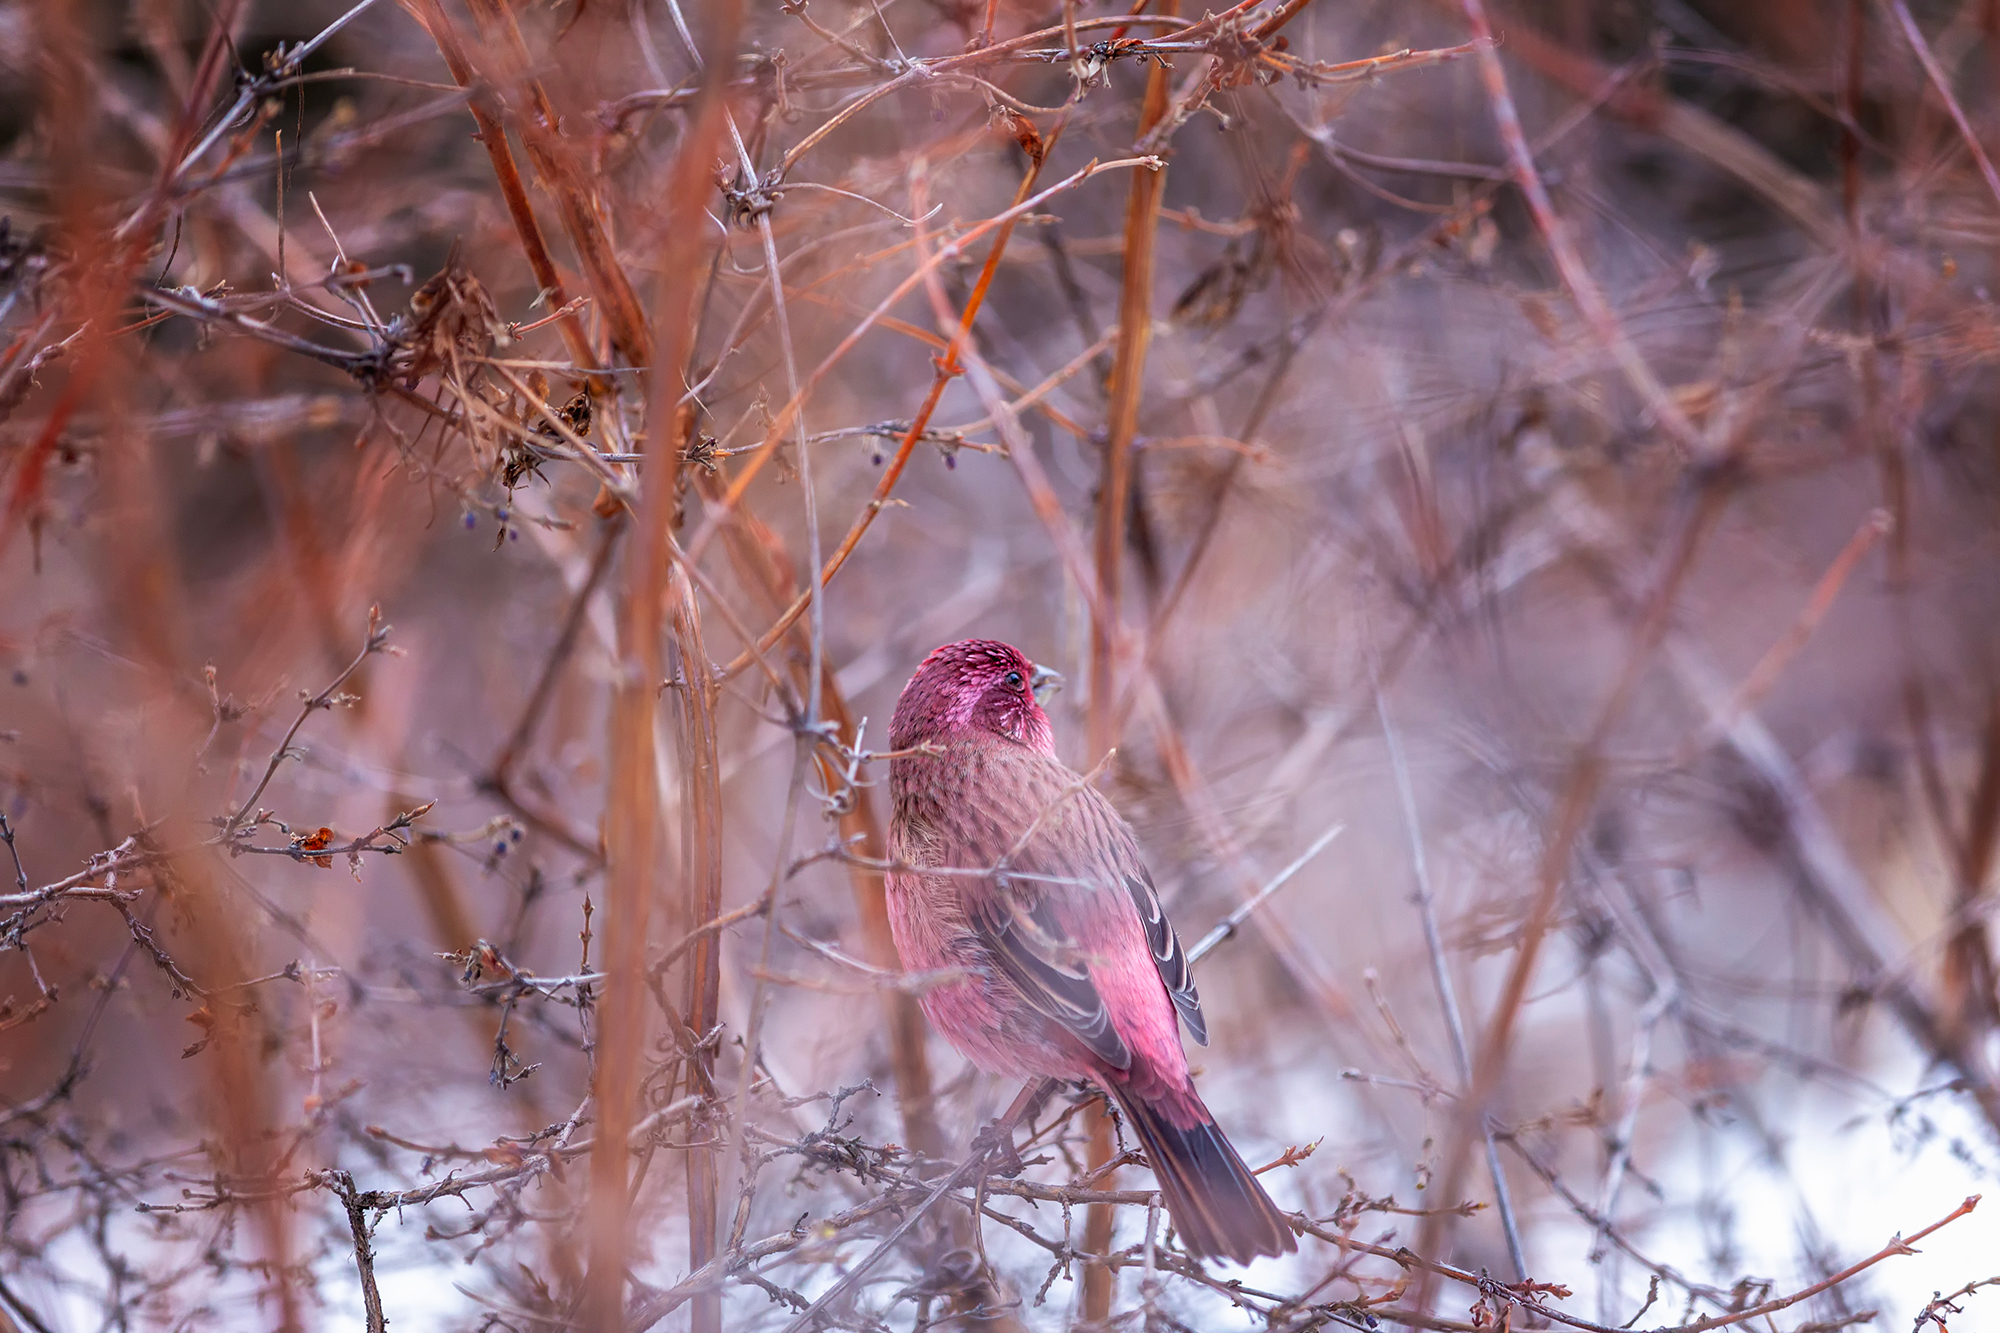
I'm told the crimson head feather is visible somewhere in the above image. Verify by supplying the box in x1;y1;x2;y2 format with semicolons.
889;639;1056;756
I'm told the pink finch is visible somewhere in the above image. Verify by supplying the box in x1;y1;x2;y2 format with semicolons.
885;639;1297;1263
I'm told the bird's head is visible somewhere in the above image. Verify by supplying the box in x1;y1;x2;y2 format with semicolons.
890;639;1062;755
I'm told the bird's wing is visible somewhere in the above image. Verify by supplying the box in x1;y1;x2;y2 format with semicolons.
953;748;1207;1064
974;889;1133;1069
1124;866;1207;1047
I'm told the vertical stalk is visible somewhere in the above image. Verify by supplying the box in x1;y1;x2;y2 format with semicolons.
581;5;739;1327
1085;15;1177;1320
584;389;669;1333
1088;20;1176;763
36;0;296;1323
672;570;726;1333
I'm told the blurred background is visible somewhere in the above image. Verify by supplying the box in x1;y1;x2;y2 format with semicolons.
2;0;1999;1328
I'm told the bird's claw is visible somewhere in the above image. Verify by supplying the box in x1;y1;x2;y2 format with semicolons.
970;1119;1024;1178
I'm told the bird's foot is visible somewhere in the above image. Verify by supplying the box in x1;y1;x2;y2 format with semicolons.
969;1118;1024;1178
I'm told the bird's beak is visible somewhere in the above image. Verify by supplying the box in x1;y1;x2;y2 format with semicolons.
1030;663;1064;705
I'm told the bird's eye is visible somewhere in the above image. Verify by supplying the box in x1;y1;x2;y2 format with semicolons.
1004;670;1024;690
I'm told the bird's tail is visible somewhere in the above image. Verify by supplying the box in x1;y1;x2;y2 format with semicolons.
1110;1089;1297;1264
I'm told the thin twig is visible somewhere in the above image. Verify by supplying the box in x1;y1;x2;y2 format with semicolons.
221;606;390;837
1377;679;1526;1280
1187;822;1344;964
1880;0;2000;212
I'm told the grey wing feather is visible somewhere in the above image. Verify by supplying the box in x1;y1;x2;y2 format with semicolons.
956;752;1204;1066
972;894;1133;1070
1125;870;1207;1046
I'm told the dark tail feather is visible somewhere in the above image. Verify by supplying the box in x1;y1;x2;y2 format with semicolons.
1112;1091;1297;1264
